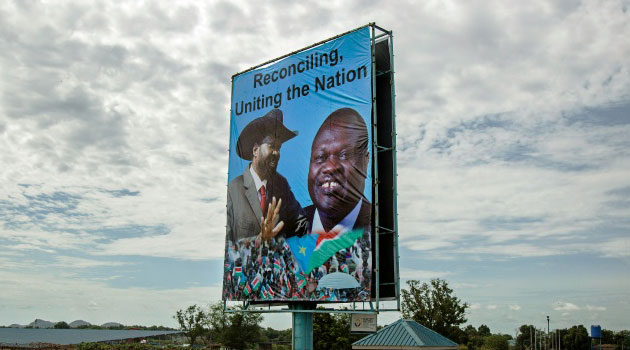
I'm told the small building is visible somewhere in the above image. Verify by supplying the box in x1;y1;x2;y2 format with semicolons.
352;319;458;350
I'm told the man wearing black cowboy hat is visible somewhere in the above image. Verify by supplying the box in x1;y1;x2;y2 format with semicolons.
226;108;307;243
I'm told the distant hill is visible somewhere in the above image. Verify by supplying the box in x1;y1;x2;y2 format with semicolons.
29;319;55;328
69;320;91;328
101;322;124;328
5;319;174;330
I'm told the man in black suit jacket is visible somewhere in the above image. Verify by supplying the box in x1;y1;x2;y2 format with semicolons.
226;109;307;243
305;107;371;234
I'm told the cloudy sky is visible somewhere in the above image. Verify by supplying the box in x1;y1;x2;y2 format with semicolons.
1;0;628;335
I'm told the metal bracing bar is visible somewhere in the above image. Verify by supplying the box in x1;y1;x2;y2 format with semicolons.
226;308;378;315
376;146;394;152
372;23;392;35
374;32;389;41
376;226;395;234
376;69;393;77
389;31;401;312
370;24;381;313
224;299;399;314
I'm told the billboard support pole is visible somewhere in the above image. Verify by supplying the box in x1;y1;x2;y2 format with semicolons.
291;303;313;350
370;22;381;314
388;30;400;312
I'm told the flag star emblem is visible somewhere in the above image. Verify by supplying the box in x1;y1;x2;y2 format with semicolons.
299;246;306;255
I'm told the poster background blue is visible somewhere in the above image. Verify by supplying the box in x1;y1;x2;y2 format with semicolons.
227;28;372;208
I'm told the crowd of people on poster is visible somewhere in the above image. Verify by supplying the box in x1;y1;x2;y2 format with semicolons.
223;28;373;303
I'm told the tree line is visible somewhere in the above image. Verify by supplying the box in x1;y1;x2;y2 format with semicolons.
51;321;175;331
173;279;630;350
514;325;630;350
400;279;630;350
173;303;290;349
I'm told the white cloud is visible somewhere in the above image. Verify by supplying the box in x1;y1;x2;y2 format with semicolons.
0;0;629;334
452;282;479;289
54;256;128;269
487;304;498;310
586;305;607;311
399;268;452;280
0;269;220;327
554;302;580;311
509;305;521;311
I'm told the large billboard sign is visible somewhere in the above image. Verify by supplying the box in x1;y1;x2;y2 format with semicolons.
223;27;373;302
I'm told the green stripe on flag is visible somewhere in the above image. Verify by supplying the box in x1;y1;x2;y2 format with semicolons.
306;228;363;273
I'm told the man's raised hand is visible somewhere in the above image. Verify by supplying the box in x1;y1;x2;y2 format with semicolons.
259;196;284;242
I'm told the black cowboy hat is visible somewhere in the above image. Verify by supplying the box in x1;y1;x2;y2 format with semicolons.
236;109;298;161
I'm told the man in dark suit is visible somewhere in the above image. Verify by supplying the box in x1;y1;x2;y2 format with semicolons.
305;107;371;234
226;108;307;243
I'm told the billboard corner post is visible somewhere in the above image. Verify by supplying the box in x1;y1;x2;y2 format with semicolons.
291;303;314;350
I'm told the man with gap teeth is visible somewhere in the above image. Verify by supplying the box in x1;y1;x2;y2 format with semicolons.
305;107;371;236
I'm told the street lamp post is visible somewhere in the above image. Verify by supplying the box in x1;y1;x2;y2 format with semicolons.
547;316;550;350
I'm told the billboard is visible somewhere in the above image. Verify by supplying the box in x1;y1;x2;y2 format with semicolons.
223;27;373;302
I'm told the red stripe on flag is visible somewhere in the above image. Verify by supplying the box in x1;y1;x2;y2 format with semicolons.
315;228;342;246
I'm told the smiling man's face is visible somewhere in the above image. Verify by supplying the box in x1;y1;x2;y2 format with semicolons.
308;112;368;220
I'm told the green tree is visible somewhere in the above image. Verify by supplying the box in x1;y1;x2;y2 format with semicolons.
203;302;228;345
450;326;468;345
54;321;70;329
478;325;491;337
173;304;207;345
261;327;292;347
482;335;509;350
464;325;481;350
313;312;364;350
516;325;535;350
221;310;263;349
562;325;589;350
613;330;630;350
401;279;469;341
602;329;614;344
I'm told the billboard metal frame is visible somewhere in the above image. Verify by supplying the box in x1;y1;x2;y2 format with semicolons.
224;23;398;315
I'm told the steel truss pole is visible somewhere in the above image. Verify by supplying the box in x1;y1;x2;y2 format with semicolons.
370;23;381;312
291;303;313;350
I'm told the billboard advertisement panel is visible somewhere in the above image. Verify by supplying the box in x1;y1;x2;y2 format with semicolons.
223;27;373;302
